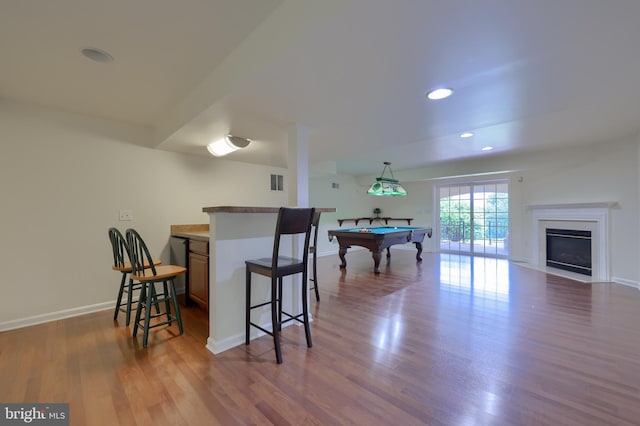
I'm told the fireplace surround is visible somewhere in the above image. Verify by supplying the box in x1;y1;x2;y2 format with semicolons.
529;203;611;282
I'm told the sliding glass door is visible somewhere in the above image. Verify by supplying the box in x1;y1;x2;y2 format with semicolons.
438;180;509;257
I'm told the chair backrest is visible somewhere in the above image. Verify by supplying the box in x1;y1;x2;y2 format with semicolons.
108;227;129;269
125;229;158;277
272;207;315;267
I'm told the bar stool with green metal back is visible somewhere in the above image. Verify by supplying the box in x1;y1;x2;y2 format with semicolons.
245;207;315;364
108;227;161;326
126;228;186;347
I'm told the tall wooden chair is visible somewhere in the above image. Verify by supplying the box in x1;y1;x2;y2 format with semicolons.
126;229;186;347
309;211;321;301
108;228;160;326
245;207;315;364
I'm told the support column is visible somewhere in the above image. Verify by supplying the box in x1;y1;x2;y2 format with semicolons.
287;124;310;208
286;124;311;320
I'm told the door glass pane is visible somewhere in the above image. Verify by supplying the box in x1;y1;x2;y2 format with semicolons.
439;184;472;253
438;180;509;257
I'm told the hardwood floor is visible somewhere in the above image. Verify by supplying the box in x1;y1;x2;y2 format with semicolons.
2;250;640;425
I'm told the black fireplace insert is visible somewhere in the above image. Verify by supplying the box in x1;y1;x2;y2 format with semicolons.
545;228;592;276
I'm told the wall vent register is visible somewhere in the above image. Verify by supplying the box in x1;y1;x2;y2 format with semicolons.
271;174;284;191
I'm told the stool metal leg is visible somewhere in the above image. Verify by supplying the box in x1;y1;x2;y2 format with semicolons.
245;267;251;345
272;276;283;364
277;277;283;332
312;251;320;301
302;273;313;347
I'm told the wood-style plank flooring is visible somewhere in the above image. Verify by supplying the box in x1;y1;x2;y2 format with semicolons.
2;250;640;425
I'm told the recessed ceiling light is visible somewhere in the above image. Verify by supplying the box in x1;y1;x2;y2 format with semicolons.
460;132;474;138
481;146;494;151
81;47;114;63
426;88;453;100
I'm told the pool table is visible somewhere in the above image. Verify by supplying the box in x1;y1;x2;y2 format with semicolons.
328;226;432;274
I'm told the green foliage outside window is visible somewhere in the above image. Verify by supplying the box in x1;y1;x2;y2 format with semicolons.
440;192;508;242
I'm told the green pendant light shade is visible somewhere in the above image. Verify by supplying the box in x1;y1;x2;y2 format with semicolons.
367;162;408;196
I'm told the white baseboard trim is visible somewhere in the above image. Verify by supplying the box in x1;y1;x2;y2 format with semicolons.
317;247;365;257
612;277;640;290
206;322;281;355
206;316;313;355
513;261;601;283
0;301;113;332
206;334;244;355
512;261;640;288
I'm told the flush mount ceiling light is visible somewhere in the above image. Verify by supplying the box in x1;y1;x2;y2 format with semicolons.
460;132;474;138
207;135;251;157
482;146;494;151
367;162;408;196
426;88;453;100
80;47;114;63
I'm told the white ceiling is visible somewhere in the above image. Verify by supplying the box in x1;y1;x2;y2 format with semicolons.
3;0;640;176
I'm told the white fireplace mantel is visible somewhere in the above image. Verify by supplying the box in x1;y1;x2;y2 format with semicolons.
527;202;618;211
529;203;612;282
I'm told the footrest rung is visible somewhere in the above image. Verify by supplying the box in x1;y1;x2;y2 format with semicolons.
249;322;274;337
136;316;177;330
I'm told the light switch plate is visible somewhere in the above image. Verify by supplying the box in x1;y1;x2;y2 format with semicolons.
119;209;133;221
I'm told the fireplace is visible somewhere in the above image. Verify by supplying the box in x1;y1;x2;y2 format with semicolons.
530;203;611;282
545;228;592;276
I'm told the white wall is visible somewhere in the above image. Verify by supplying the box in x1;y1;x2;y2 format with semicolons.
0;100;288;328
515;138;638;283
3;97;638;329
309;173;374;255
310;136;640;286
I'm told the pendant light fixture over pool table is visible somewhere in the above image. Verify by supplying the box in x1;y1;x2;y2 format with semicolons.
367;162;408;196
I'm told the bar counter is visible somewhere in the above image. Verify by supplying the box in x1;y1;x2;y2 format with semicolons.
201;206;335;355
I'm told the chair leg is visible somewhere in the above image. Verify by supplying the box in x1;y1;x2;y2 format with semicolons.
149;285;161;315
277;277;283;332
132;282;145;338
302;272;313;348
245;267;251;345
162;281;172;325
169;279;183;335
114;272;127;320
272;276;282;364
125;278;135;326
312;251;320;302
142;283;153;347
